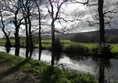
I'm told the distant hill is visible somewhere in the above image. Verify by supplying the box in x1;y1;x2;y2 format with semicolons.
78;29;118;36
36;29;117;39
33;29;118;43
70;29;118;43
41;33;76;40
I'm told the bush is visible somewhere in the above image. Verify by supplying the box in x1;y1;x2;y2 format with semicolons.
64;44;89;55
41;66;97;83
65;71;97;83
91;44;112;57
54;38;63;52
41;66;70;83
49;38;63;52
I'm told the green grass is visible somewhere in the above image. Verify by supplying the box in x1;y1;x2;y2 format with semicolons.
79;43;97;49
0;52;98;83
0;38;118;53
111;44;118;53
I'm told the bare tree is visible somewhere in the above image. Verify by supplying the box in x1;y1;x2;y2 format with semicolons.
98;0;105;45
47;0;68;66
87;0;118;45
33;0;43;61
21;0;36;58
8;0;23;56
0;2;12;51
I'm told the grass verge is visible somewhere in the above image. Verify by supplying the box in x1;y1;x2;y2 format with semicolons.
0;52;97;83
1;39;118;53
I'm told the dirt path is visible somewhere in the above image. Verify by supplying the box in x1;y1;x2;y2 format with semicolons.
0;59;38;83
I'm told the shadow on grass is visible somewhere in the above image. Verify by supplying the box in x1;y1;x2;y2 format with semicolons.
0;59;30;80
17;74;36;83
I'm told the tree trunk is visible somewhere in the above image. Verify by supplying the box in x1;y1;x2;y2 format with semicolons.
98;0;105;45
25;17;29;58
37;5;42;61
0;10;12;52
99;62;105;83
51;20;55;67
2;28;12;48
15;27;20;56
13;9;20;56
28;14;33;58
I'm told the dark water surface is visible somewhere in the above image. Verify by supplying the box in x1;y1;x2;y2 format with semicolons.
0;46;118;83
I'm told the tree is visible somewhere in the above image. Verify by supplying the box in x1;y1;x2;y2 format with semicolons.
98;0;105;44
87;0;118;45
47;0;68;66
21;0;32;58
21;0;37;58
12;0;24;56
10;0;23;56
0;2;12;50
34;0;43;61
2;0;26;56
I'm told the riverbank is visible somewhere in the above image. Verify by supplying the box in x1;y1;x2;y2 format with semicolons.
0;52;97;83
0;54;39;83
0;39;118;53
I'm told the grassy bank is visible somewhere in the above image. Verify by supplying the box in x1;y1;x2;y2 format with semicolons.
0;52;97;83
0;38;118;53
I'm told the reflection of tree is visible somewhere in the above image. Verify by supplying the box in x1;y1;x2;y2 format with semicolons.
65;54;112;83
92;56;111;83
5;47;11;53
51;52;63;67
98;58;111;83
66;54;89;62
54;53;63;63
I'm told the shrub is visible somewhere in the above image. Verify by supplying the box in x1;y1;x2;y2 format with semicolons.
64;44;89;55
49;38;63;52
91;44;112;57
54;38;63;52
65;71;97;83
41;66;70;83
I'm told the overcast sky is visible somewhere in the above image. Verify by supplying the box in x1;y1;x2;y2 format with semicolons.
0;0;118;38
42;0;118;33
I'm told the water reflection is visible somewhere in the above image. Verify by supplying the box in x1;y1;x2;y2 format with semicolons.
51;52;63;66
15;46;20;56
64;54;118;83
5;47;11;53
0;46;118;82
92;57;111;83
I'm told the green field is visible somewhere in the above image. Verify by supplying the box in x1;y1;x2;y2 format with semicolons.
0;38;118;53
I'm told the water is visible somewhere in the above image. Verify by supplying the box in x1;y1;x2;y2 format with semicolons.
0;46;118;82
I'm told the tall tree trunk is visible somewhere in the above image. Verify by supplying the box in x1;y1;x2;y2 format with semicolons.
25;17;29;58
15;27;20;56
51;20;55;67
98;0;105;45
13;9;20;56
36;4;42;61
28;14;33;59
